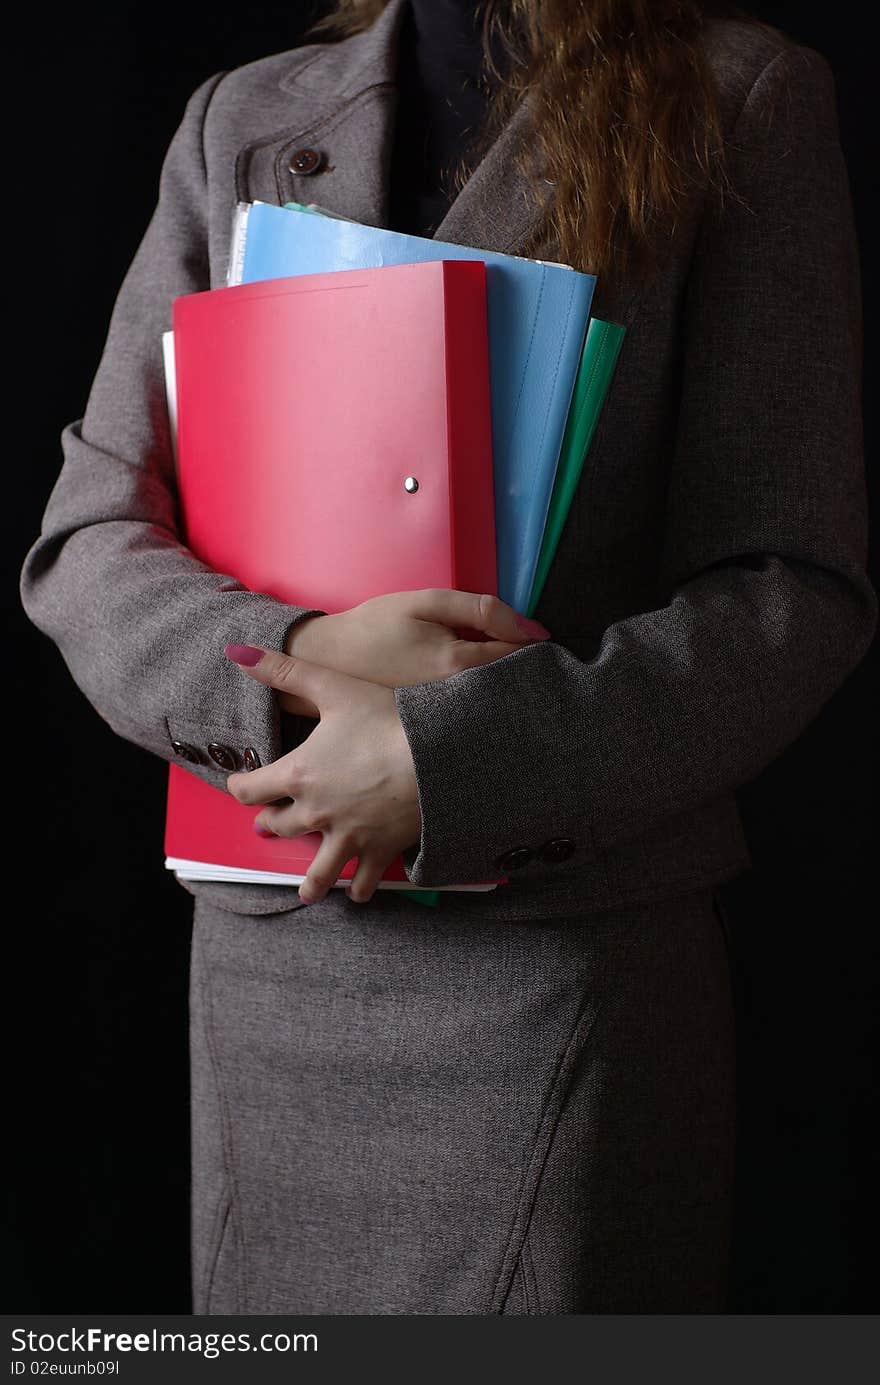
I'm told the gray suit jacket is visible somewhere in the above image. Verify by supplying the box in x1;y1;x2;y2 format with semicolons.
20;0;876;920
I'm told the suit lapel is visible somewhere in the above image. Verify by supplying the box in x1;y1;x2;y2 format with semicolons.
237;0;548;258
235;0;639;323
429;91;547;253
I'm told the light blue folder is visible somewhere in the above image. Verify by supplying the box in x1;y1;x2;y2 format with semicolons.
234;201;596;614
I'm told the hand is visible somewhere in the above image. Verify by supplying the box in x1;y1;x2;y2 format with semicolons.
279;589;551;718
224;644;422;905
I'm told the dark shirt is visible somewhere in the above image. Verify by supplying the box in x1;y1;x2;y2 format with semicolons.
387;0;502;238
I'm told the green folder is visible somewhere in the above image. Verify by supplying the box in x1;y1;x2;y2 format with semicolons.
525;317;626;618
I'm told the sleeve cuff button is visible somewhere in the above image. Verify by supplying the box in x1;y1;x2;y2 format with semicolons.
494;847;535;871
537;838;576;863
171;740;201;764
207;743;238;770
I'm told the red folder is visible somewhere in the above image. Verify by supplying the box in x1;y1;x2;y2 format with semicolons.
164;259;506;891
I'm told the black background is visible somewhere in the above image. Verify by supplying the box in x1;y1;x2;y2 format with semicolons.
6;2;877;1311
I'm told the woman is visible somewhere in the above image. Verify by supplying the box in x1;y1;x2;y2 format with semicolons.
20;0;875;1313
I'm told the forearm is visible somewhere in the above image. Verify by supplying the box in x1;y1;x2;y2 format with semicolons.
394;554;876;887
20;424;326;785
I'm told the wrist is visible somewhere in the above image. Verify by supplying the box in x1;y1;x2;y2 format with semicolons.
284;612;329;660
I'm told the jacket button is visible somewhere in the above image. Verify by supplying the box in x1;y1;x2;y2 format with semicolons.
207;743;238;770
243;747;261;772
494;846;535;872
289;147;325;175
171;741;200;764
538;837;576;864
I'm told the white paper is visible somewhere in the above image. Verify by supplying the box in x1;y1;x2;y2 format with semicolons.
165;858;499;891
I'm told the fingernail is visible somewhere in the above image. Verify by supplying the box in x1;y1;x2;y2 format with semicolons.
224;643;264;666
253;822;276;838
515;615;552;639
299;890;315;904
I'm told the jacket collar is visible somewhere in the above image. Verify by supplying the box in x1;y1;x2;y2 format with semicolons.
244;0;549;257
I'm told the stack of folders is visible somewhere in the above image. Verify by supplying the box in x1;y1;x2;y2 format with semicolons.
162;201;626;902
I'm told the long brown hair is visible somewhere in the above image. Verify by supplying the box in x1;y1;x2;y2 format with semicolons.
308;0;791;282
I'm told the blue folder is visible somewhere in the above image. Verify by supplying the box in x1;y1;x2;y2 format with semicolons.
234;201;596;614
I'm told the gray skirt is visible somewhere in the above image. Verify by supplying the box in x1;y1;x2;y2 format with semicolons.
188;883;736;1314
